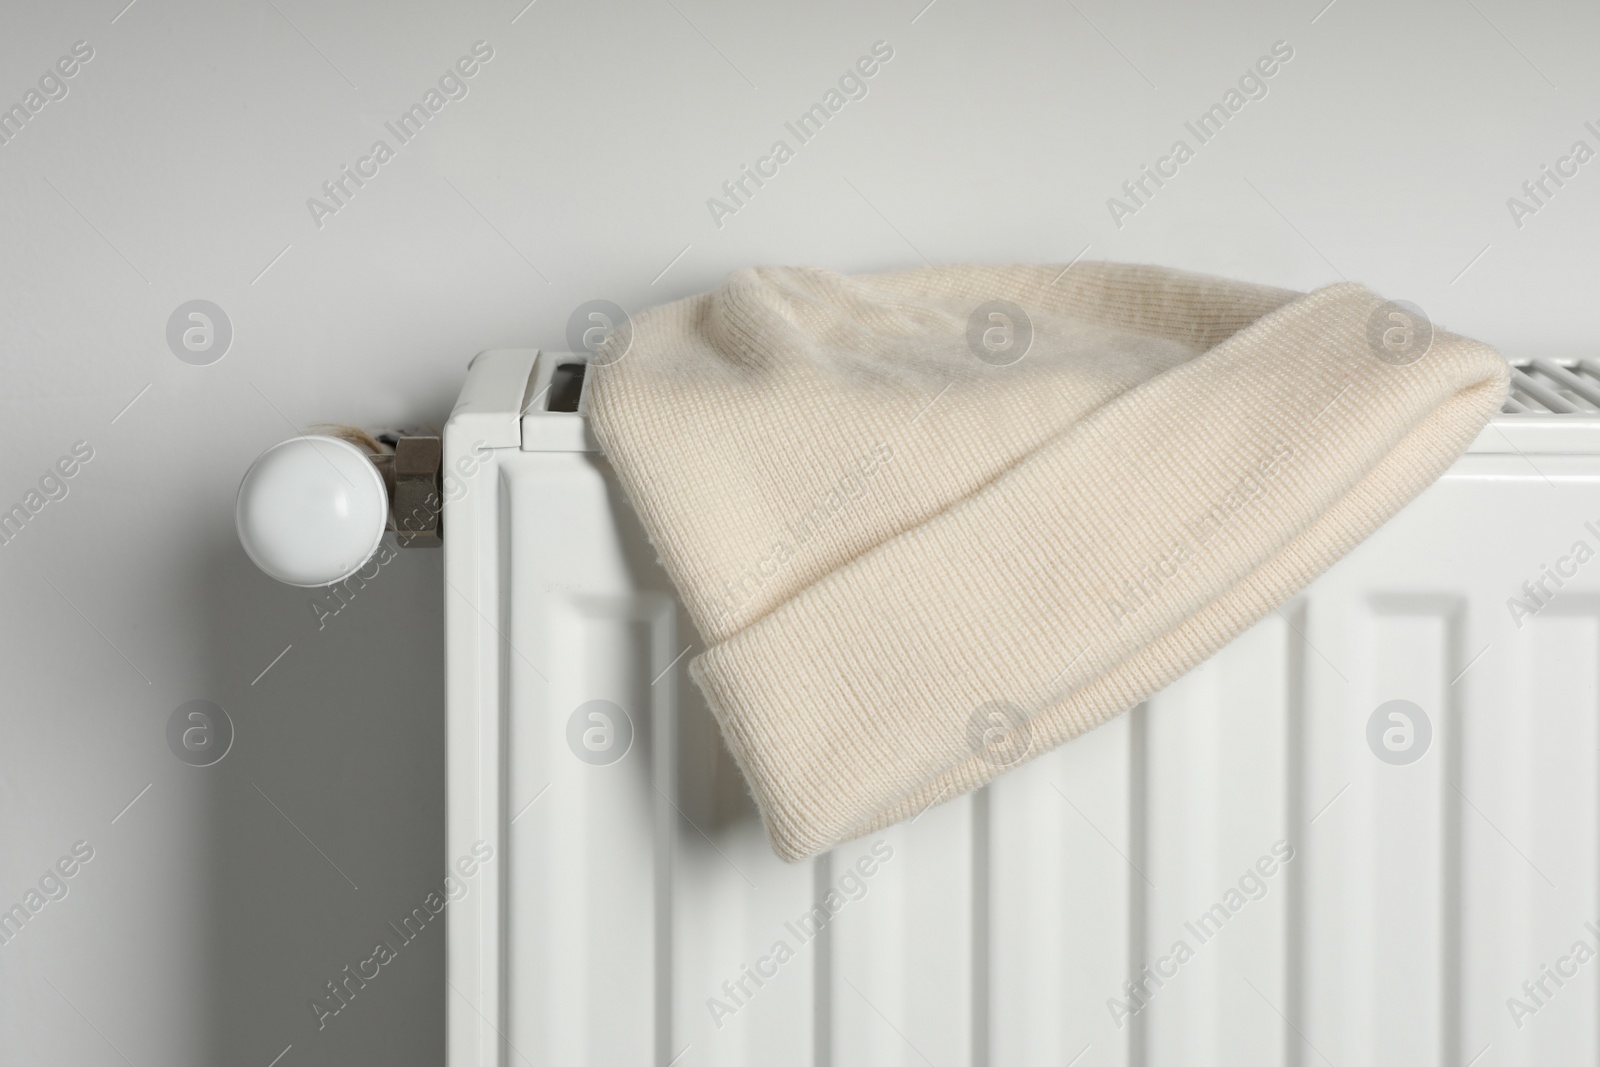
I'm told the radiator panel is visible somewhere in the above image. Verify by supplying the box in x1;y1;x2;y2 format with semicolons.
447;352;1600;1066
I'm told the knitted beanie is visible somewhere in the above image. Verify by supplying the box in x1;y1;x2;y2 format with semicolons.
583;263;1509;862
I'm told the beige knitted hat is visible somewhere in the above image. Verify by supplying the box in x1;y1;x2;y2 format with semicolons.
584;262;1509;862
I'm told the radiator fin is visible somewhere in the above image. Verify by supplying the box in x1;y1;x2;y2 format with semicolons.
1506;360;1600;414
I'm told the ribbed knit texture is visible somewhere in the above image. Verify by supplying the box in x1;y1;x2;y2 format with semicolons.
584;263;1510;862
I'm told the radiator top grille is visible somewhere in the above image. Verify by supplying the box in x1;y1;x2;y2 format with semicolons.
1505;360;1600;414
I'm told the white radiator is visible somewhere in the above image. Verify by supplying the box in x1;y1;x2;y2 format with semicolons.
444;350;1600;1067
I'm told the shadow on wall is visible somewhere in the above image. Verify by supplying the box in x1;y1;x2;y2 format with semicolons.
179;446;764;1065
194;527;446;1065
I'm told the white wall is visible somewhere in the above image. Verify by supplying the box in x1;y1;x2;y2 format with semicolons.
0;0;1592;1063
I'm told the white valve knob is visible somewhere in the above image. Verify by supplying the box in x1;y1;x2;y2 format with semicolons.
236;435;389;587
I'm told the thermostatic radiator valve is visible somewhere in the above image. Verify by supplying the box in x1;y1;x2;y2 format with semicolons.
235;429;442;588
